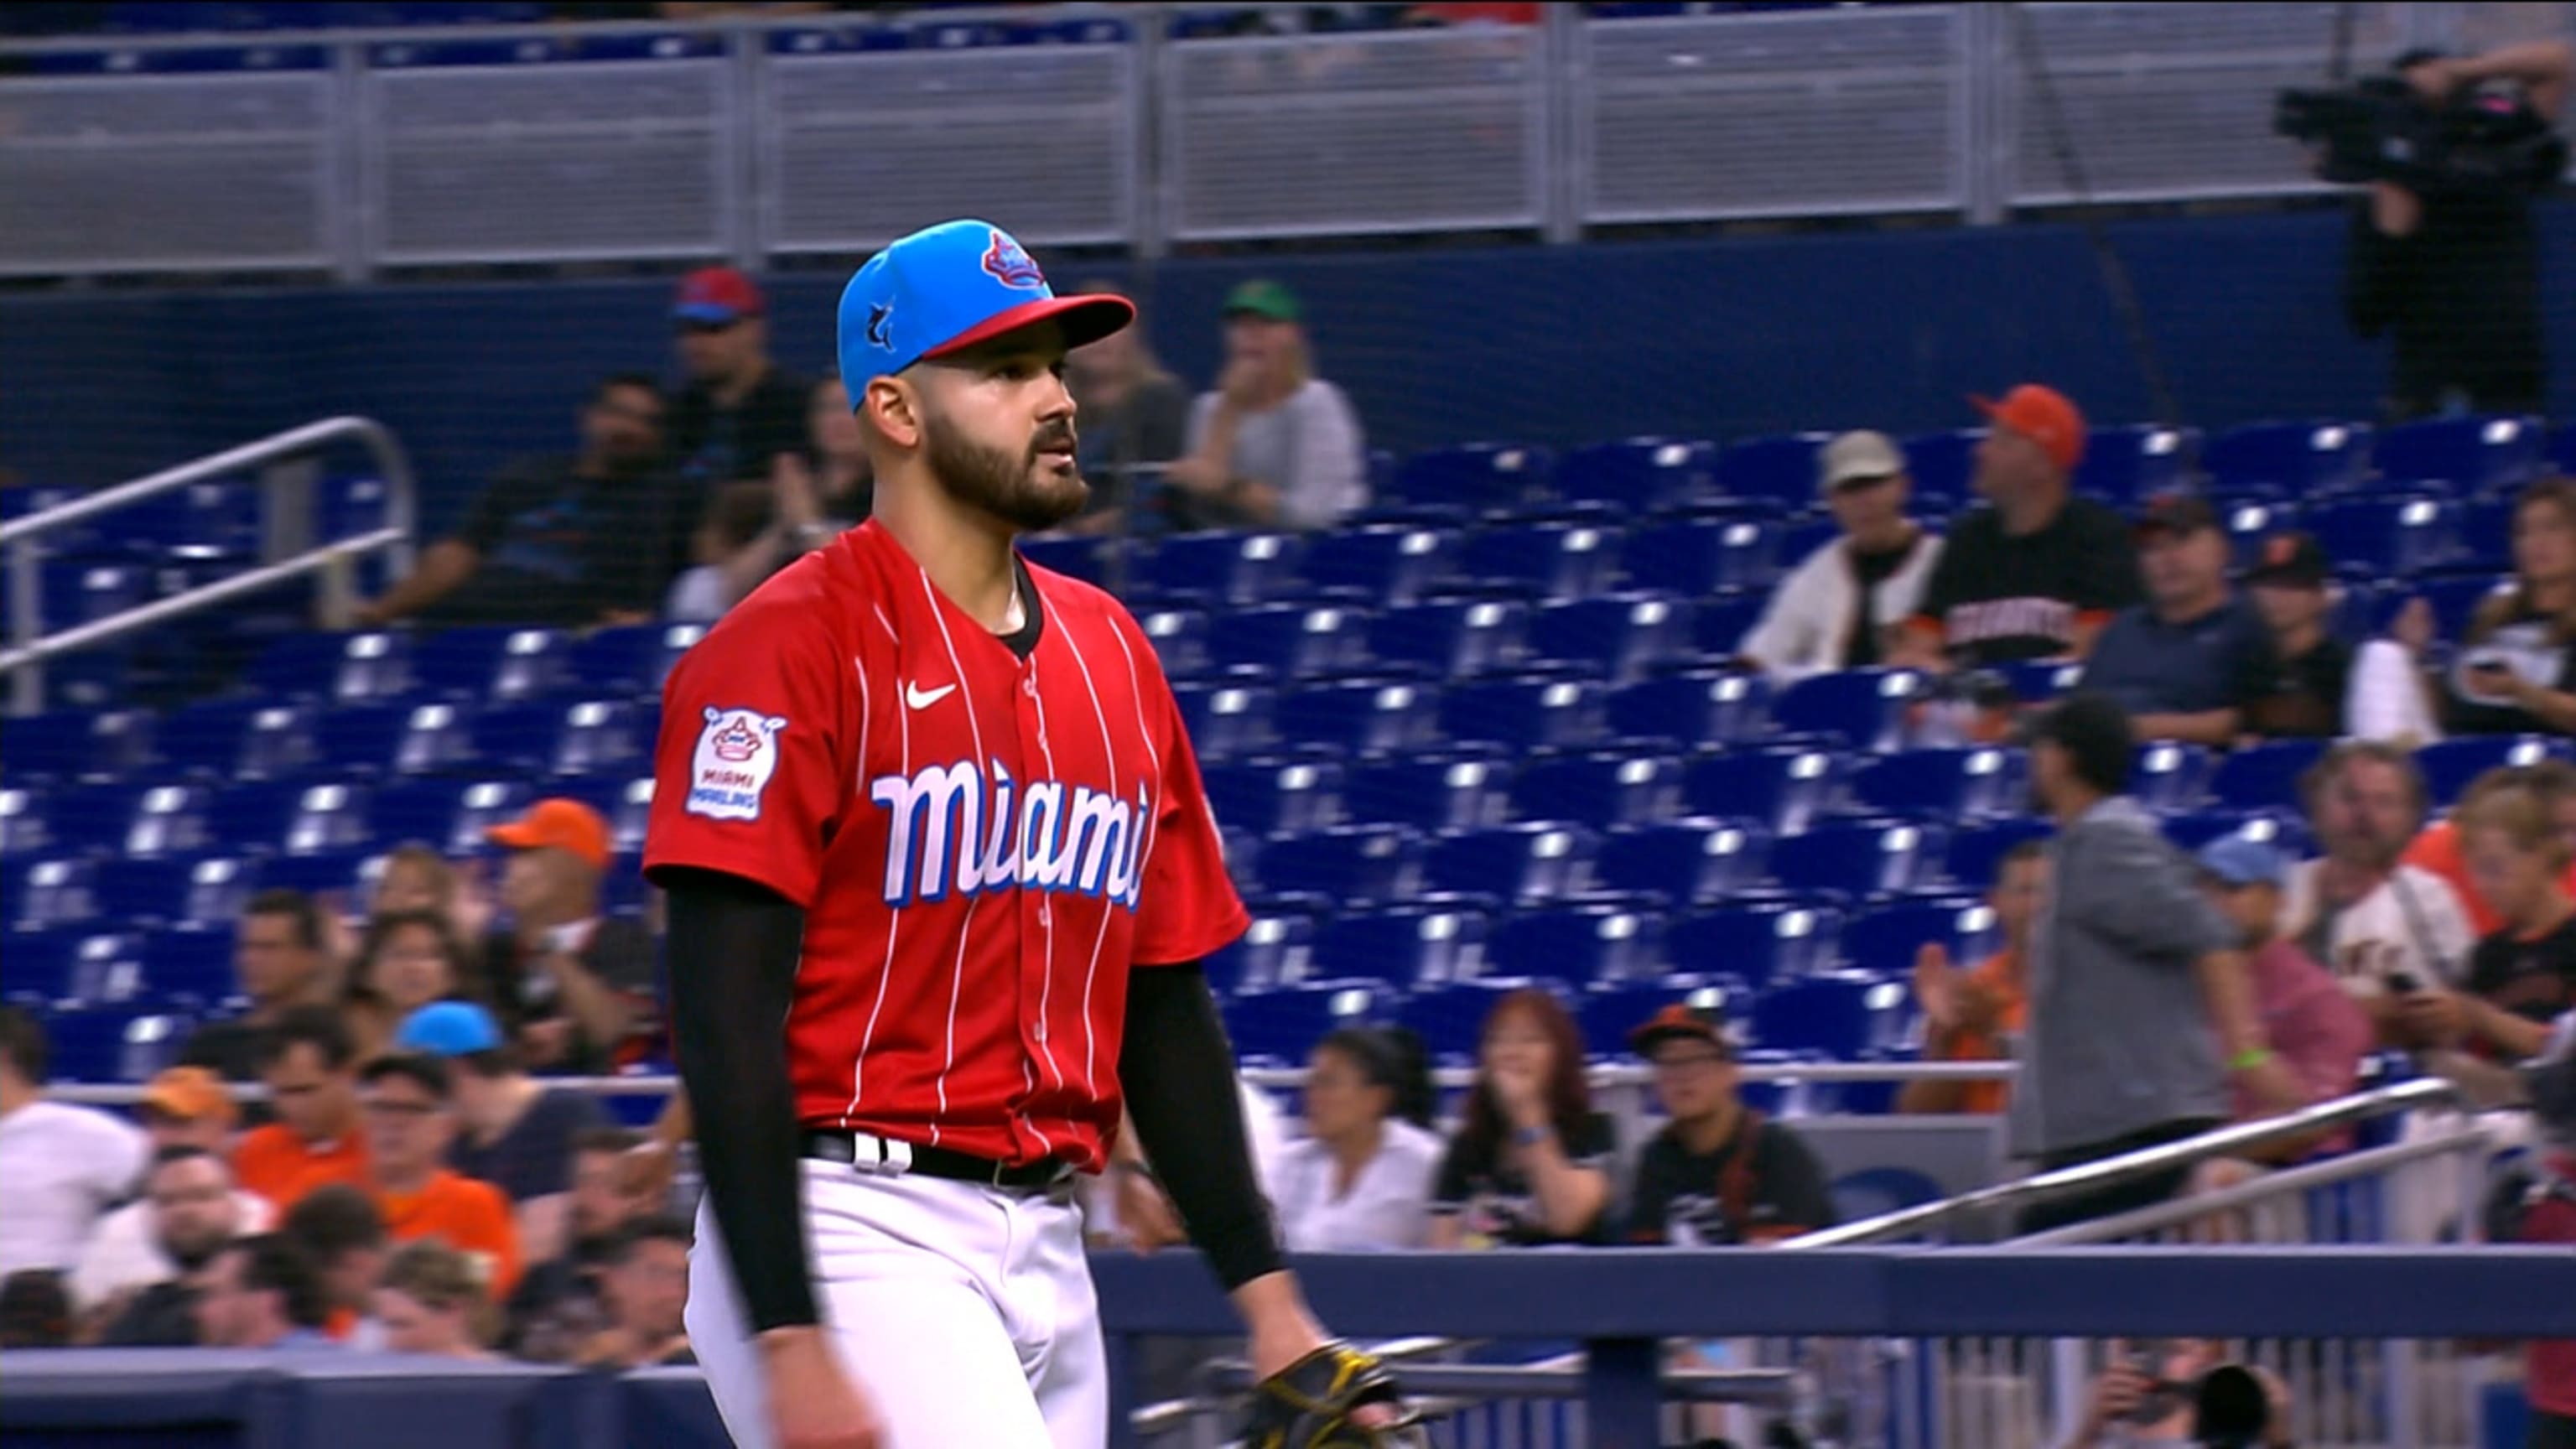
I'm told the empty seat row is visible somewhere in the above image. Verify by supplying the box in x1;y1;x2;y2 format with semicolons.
0;774;653;865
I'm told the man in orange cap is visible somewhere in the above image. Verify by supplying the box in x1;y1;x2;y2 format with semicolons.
483;799;655;1074
1895;383;2142;671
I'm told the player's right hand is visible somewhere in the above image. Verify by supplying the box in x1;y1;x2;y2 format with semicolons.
761;1329;884;1449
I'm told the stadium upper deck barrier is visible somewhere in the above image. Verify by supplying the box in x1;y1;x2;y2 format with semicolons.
3;2;2563;279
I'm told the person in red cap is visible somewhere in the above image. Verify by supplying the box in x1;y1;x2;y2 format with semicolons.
481;799;655;1075
1894;383;2142;671
667;265;813;492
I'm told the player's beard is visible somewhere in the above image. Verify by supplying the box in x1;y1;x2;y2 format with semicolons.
922;405;1088;533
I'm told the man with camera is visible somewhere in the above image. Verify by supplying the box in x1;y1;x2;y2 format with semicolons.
2293;39;2572;420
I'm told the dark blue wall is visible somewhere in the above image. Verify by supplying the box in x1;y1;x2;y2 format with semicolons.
7;203;2570;534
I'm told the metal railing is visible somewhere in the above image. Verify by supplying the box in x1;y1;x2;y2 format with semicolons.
0;417;418;715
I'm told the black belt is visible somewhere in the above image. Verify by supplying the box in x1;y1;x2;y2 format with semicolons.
802;1130;1072;1191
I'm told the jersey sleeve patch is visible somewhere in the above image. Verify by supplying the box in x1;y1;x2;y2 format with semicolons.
687;706;790;821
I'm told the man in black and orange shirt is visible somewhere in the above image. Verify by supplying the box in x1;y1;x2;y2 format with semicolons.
1893;384;2142;670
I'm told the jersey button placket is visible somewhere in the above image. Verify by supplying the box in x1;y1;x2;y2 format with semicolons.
1014;660;1056;1098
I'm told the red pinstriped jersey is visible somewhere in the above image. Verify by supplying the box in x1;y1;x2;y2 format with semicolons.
642;518;1249;1171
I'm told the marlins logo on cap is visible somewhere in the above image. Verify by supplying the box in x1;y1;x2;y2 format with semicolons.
838;220;1134;389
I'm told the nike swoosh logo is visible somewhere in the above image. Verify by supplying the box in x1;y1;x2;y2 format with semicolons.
905;682;957;710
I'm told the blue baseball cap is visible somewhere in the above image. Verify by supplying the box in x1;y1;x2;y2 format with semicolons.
2196;834;2288;890
836;220;1134;390
395;1001;506;1057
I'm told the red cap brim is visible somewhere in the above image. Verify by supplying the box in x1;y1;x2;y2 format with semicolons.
922;293;1136;362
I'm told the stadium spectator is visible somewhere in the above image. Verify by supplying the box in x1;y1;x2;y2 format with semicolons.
0;1005;147;1278
2400;784;2576;1064
278;1184;389;1347
2393;477;2576;738
1901;840;2046;1116
0;1270;71;1350
1270;1027;1442;1251
356;1052;524;1301
1735;429;1945;681
2407;761;2576;936
1623;1004;1836;1244
574;1214;696;1370
1164;278;1367;531
2241;532;2354;738
480;798;655;1073
2011;695;2303;1233
665;266;813;495
2064;1341;2295;1449
91;1147;246;1348
373;1240;496;1360
1060;280;1192;539
2494;1010;2576;1447
372;843;465;924
502;1125;651;1362
668;375;875;621
1098;1083;1289;1253
2191;835;2373;1160
2078;495;2277;747
1428;988;1616;1248
1895;384;2141;670
345;908;486;1062
192;1233;333;1351
73;1075;272;1314
354;372;686;631
2283;743;2477;1036
232;1007;370;1212
179;890;340;1083
394;1001;607;1265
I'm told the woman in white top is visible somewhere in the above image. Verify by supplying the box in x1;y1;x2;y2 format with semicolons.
1271;1028;1442;1253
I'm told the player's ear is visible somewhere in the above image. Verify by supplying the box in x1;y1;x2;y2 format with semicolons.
861;375;923;451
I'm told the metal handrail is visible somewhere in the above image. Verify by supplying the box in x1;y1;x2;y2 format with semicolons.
1784;1076;2461;1249
2;416;418;713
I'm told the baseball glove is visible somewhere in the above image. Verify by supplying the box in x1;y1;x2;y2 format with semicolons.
1240;1340;1430;1449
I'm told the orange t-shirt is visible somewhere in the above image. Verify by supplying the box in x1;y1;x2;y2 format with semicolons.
231;1124;368;1212
1927;953;2030;1116
2406;820;2576;937
373;1170;522;1301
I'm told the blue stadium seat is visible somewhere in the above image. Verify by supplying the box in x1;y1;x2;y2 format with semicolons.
156;700;320;782
1751;971;1908;1058
44;931;151;1009
2371;414;2544;493
1691;594;1767;659
1849;746;2024;822
602;777;656;860
2219;499;2301;573
216;780;374;857
1138;608;1213;681
472;699;657;779
2204;419;2370;493
2162;809;2310;857
1394;443;1554;514
1143;532;1305;605
0;788;54;858
1435;678;1604;752
2077;426;2196;506
1715;433;1833;512
125;784;221;860
2307;496;2461;576
412;626;570;702
256;849;377;901
138;930;241;1006
1341;753;1510;832
1770;668;1924;750
568;623;705;697
40;559;148;627
1400;979;1561;1063
1222;981;1395;1066
1898;430;1979;512
1203;761;1343;837
1255;826;1421;906
1171;683;1275;763
1593;819;1770;906
1666;904;1843;989
1606;671;1773;748
1682;745;1846;834
1487;905;1663;986
42;1004;194;1084
1620;518;1780;596
1555;439;1717;512
1365;600;1529;678
1839;898;2002;976
2208;739;2329;814
0;709;154;784
1272;681;1437;757
1020;534;1109;588
318;699;482;779
2554;423;2576;475
1206;605;1373;680
1310;907;1489;990
1423;823;1597;906
2458;497;2516;574
93;855;258;931
1506;753;1683;830
1945;817;2054;887
1578;979;1744;1060
1450;522;1622;603
1768;818;1948;899
42;783;143;857
2417;735;2575;810
249;631;416;704
2131;742;2214;813
1525;595;1690;682
1204;907;1315;997
3;859;97;932
1294;527;1457;606
1996;660;2085;704
371;778;532;858
2409;574;2506;645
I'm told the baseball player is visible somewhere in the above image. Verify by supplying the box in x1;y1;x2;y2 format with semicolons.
642;220;1417;1449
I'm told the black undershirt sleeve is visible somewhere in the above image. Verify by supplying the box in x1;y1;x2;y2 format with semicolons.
1118;963;1286;1291
661;865;820;1333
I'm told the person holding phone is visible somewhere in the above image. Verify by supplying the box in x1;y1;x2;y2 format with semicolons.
2390;478;2576;738
2402;784;2576;1064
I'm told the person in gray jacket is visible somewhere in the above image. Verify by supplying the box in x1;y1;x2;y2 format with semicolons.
2011;693;2309;1234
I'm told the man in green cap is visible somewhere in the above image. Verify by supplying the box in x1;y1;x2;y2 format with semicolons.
1163;278;1368;531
